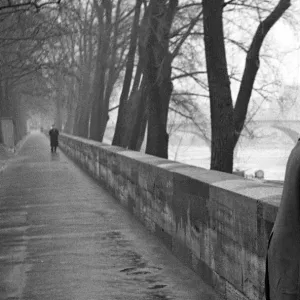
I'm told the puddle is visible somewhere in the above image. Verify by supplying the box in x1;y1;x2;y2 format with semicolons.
131;270;151;275
120;267;136;273
148;284;167;290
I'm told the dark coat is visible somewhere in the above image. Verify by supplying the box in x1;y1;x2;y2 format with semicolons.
49;128;59;147
265;141;300;300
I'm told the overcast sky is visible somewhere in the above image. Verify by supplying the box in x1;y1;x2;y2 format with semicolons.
273;2;300;86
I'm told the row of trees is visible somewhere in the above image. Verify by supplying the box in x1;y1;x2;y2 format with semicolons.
0;0;294;173
0;0;61;143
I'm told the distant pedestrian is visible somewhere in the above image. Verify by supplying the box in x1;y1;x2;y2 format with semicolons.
49;124;59;153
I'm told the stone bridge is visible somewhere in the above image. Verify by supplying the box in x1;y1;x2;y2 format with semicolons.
170;119;300;145
244;120;300;143
0;132;283;300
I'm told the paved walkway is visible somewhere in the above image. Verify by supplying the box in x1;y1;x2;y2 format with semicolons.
0;133;221;300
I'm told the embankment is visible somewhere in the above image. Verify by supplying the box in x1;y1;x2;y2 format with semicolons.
59;133;281;300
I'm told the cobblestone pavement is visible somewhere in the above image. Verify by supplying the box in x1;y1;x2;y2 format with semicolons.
0;133;222;300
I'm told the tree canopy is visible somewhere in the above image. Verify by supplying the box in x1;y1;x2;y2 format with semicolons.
0;0;298;173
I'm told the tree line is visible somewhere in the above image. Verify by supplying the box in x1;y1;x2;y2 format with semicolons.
0;0;294;173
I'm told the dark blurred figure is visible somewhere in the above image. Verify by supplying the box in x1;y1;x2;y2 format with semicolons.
49;124;59;153
265;140;300;300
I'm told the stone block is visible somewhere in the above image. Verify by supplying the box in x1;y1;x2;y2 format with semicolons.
225;281;249;300
195;259;226;298
213;233;243;291
172;237;192;267
209;185;258;253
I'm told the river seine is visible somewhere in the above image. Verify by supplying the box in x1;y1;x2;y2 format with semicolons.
168;127;296;181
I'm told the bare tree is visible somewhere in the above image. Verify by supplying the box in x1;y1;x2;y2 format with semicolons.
203;0;291;173
0;0;60;13
112;0;142;147
90;0;131;142
138;0;177;158
0;2;61;142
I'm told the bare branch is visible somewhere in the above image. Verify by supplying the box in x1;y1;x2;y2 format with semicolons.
0;0;61;12
171;10;203;60
172;70;206;80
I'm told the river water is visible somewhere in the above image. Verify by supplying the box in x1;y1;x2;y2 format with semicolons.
168;127;296;181
104;126;295;181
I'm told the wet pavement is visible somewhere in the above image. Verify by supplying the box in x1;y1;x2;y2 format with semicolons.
0;133;221;300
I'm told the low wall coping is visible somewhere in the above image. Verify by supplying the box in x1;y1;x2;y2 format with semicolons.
61;133;282;220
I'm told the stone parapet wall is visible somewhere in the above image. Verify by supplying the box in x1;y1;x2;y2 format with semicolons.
59;133;282;300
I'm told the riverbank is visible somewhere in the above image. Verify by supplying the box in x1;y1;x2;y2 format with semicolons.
103;125;291;182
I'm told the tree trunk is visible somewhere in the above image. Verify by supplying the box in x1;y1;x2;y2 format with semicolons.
64;114;73;134
142;0;178;159
203;0;234;173
136;117;147;151
90;0;112;142
55;96;62;131
111;47;143;150
2;79;12;118
129;59;143;99
103;0;122;108
77;105;90;138
77;70;92;138
12;96;21;144
233;0;291;147
73;102;82;136
145;54;173;158
128;78;148;151
112;0;142;147
70;4;95;136
64;90;77;135
123;61;143;149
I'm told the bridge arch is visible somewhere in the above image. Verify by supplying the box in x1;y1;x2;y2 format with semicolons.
168;121;300;147
247;124;299;144
273;125;299;143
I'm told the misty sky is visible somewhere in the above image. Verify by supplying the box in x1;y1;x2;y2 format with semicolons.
272;2;300;85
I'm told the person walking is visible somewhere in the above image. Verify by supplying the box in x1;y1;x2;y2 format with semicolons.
49;124;59;153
